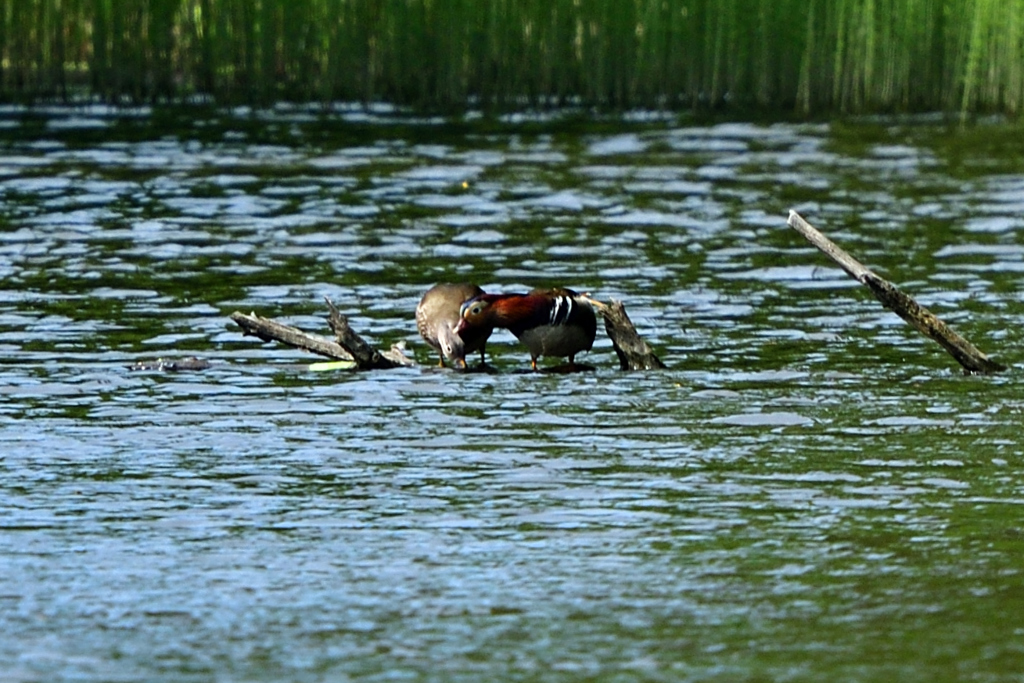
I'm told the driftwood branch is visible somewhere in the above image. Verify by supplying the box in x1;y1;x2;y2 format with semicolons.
230;310;354;361
230;299;414;369
584;297;666;370
787;210;1006;374
324;297;415;369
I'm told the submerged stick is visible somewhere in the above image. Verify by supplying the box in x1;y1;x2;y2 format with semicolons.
583;296;666;370
787;210;1006;374
127;357;212;372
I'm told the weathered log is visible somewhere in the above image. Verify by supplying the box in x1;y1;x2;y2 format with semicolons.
787;210;1006;374
583;296;666;370
324;297;415;369
230;310;354;361
230;300;415;370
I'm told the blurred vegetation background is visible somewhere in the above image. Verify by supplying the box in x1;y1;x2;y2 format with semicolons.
1;0;1023;115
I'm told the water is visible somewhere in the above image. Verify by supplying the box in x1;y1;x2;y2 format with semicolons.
2;105;1024;681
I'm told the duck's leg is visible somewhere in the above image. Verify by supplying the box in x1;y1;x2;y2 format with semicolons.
530;356;539;371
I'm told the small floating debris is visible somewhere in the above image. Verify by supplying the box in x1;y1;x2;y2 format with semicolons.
127;357;212;372
308;360;358;372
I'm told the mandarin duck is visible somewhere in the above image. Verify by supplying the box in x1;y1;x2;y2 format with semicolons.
416;283;494;368
455;287;597;370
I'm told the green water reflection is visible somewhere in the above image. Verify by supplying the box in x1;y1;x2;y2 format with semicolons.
1;107;1023;681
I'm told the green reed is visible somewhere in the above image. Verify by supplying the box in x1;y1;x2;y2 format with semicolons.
0;0;1023;115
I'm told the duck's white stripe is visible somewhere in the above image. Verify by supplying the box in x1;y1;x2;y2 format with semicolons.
549;295;573;325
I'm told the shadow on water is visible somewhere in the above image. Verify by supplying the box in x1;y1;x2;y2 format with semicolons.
2;105;1024;681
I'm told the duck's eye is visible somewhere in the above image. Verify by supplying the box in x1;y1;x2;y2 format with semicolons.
467;303;484;317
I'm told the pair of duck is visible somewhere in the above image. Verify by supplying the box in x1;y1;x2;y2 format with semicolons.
415;283;597;370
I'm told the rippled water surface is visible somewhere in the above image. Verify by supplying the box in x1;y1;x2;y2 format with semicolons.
3;106;1024;681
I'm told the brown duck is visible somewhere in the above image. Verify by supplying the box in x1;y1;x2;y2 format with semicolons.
416;283;494;368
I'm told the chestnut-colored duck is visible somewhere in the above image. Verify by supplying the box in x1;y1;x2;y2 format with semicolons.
416;283;493;368
455;287;597;370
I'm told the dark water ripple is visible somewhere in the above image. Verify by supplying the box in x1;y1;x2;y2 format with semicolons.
1;107;1024;681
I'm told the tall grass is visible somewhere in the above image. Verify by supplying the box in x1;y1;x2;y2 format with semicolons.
1;0;1023;115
